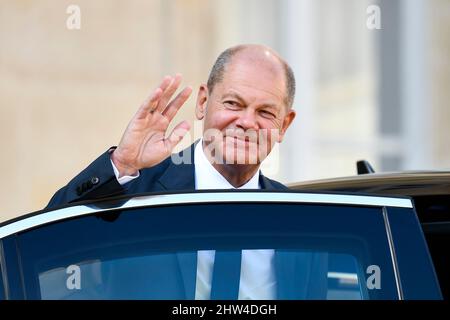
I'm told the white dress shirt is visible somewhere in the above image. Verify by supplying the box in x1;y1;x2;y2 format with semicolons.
111;140;276;299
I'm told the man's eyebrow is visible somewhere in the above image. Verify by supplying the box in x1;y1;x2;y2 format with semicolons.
222;92;279;110
222;92;247;104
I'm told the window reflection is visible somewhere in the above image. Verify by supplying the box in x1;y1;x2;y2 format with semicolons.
38;251;364;300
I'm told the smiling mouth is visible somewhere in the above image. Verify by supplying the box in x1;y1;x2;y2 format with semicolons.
228;136;257;144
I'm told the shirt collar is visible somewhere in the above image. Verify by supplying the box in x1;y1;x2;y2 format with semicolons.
194;139;261;190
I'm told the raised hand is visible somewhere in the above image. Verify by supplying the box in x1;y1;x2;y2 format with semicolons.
111;74;192;177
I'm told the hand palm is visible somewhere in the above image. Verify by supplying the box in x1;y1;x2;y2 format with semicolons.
113;75;192;174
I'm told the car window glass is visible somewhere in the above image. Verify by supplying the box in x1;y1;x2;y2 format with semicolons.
37;251;365;300
14;202;398;300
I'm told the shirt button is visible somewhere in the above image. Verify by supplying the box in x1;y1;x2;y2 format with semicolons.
91;177;100;185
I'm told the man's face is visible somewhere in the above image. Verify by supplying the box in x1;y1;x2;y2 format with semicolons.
196;54;296;165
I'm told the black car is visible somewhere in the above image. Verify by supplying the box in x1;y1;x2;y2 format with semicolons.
0;189;442;300
291;162;450;299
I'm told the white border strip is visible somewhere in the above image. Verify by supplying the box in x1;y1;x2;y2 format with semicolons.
0;192;412;239
382;207;404;300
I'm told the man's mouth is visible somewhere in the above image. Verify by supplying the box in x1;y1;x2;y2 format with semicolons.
228;136;258;146
234;136;250;142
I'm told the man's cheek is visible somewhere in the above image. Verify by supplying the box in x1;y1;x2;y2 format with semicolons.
211;112;238;130
257;129;279;158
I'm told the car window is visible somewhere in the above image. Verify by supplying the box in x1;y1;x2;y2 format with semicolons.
413;195;450;299
36;251;365;300
12;202;399;300
326;253;363;299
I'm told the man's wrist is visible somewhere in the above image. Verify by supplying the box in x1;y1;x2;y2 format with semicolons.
110;150;139;178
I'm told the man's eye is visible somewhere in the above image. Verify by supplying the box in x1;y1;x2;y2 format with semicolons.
224;101;240;109
260;110;276;118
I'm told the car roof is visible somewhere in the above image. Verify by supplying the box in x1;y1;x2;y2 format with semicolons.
289;171;450;197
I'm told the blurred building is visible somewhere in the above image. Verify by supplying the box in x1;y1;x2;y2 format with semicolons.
0;0;449;219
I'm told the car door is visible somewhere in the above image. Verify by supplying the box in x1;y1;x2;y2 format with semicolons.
0;251;5;300
0;191;441;299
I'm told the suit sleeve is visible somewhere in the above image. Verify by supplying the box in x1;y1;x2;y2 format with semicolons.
45;148;126;210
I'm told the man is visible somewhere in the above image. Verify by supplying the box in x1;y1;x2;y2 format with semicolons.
47;44;327;299
47;44;296;207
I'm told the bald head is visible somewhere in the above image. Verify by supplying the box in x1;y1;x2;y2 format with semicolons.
207;44;296;109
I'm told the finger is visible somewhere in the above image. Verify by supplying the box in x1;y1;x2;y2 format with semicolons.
162;86;192;121
158;75;174;91
135;76;172;118
149;75;173;110
156;73;182;113
135;87;163;119
166;120;191;150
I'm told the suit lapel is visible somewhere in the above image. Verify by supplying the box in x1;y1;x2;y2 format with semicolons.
157;143;196;191
259;172;277;190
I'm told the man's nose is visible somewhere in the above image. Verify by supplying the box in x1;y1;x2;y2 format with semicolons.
236;109;258;130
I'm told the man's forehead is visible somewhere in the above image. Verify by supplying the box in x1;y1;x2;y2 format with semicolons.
229;49;285;74
232;45;282;62
220;60;286;97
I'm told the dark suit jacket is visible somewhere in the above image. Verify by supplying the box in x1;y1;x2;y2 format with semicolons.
46;142;288;209
46;142;328;299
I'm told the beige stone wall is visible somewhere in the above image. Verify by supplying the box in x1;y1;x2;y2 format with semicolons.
1;0;449;222
429;0;450;168
0;0;282;221
0;0;222;220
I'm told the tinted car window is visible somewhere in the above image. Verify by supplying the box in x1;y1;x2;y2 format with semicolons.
12;203;399;300
36;251;365;300
413;195;450;299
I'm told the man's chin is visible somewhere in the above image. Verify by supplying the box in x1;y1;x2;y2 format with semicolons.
204;141;265;165
221;144;264;165
221;154;262;166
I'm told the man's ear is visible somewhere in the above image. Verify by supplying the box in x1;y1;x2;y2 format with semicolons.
195;84;208;120
278;109;296;143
